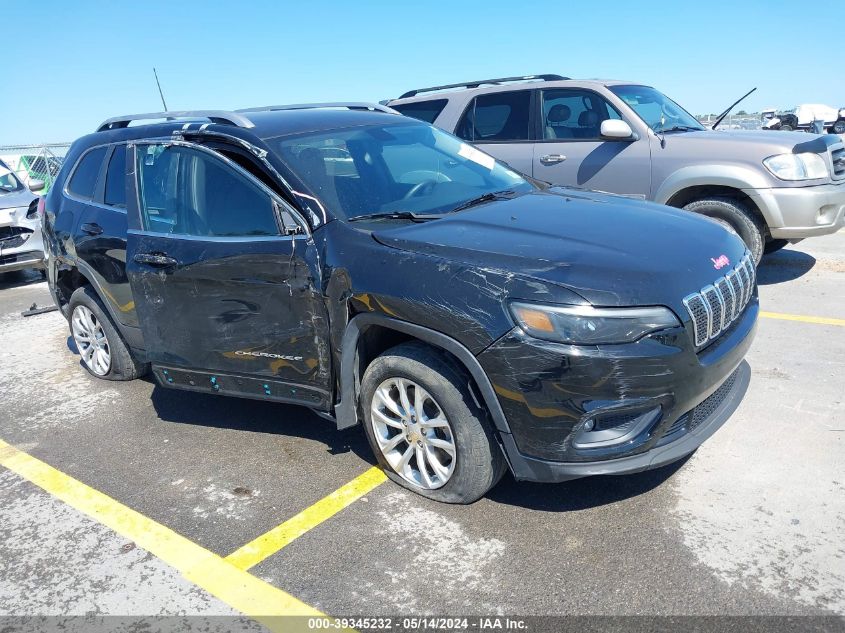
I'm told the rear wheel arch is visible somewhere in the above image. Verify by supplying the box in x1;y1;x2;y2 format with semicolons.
334;314;513;438
56;263;132;339
55;265;93;313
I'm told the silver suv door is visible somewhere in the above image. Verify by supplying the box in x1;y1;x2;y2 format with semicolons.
453;89;535;176
534;88;651;197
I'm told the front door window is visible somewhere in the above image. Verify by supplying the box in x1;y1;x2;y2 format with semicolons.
541;89;623;140
135;144;280;237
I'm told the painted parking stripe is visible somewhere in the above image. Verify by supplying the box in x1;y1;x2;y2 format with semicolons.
760;311;845;327
225;466;387;571
0;438;324;631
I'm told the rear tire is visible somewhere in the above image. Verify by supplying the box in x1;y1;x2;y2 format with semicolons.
763;239;789;255
68;286;148;381
833;120;845;135
360;341;506;504
683;197;765;265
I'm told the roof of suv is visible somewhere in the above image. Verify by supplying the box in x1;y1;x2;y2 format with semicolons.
82;104;407;149
389;76;642;105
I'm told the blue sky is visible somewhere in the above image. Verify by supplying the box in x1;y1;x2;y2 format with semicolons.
2;0;841;145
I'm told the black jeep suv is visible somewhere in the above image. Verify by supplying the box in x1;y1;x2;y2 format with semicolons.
42;103;757;503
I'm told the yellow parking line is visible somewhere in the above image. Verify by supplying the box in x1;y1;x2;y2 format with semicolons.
0;438;323;631
225;466;387;571
760;311;845;327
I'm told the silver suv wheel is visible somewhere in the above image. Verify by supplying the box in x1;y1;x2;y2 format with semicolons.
370;377;456;489
71;304;112;376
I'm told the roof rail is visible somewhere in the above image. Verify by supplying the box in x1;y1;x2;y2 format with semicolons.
96;110;255;132
238;102;398;114
398;74;570;99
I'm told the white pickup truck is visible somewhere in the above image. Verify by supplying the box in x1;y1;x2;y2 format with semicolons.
762;104;845;135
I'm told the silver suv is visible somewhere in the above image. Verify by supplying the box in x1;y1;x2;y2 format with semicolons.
0;158;45;274
387;75;845;263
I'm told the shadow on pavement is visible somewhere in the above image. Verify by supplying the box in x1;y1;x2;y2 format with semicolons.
0;269;46;290
149;383;375;461
150;377;687;510
757;249;816;285
487;455;690;511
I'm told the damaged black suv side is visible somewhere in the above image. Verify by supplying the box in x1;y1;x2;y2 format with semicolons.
42;104;757;503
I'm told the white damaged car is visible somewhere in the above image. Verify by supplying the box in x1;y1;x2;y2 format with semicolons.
0;158;45;274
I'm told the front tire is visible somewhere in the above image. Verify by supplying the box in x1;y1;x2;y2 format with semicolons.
360;342;506;504
833;120;845;135
683;197;765;265
68;286;147;381
763;239;789;255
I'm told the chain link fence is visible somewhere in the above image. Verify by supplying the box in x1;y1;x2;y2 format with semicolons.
0;144;71;193
696;113;764;130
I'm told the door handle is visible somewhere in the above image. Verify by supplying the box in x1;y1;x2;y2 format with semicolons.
540;154;567;165
80;222;103;235
133;253;178;267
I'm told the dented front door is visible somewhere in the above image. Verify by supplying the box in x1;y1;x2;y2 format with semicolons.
125;141;331;407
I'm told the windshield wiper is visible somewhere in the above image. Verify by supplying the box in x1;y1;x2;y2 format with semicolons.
348;210;443;222
450;189;517;213
659;125;702;133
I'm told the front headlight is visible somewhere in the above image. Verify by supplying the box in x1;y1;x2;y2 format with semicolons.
763;152;828;181
509;302;680;345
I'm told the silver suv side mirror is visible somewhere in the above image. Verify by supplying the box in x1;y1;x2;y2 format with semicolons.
600;120;635;140
28;179;45;193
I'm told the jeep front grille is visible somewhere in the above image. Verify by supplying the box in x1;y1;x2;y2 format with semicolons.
683;253;755;348
831;144;845;180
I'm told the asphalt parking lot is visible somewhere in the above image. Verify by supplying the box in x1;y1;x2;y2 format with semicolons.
0;232;843;631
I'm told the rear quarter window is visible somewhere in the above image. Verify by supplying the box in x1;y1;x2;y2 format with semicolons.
67;147;107;200
392;99;448;124
104;146;126;208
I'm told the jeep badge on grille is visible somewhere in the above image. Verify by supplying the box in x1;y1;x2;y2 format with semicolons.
711;255;730;270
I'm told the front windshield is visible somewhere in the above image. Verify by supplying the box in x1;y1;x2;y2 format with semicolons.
610;85;704;133
273;122;532;221
0;164;22;192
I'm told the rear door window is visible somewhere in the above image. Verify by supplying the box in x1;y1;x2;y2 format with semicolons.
136;144;280;237
67;147;107;200
456;91;531;142
104;146;126;208
392;99;448;124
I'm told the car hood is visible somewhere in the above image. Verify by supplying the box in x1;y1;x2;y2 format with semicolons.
0;188;36;212
672;128;840;153
371;190;748;311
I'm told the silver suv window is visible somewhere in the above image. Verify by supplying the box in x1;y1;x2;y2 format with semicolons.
0;162;22;192
392;99;448;124
541;89;622;140
609;85;704;133
456;90;531;142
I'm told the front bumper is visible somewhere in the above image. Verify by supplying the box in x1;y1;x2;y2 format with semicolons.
478;299;757;482
744;183;845;239
0;250;45;273
1;205;45;273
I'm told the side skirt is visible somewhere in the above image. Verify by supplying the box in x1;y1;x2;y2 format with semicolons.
151;365;331;411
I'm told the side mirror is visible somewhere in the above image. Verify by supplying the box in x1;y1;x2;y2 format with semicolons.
600;120;635;140
29;179;45;193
